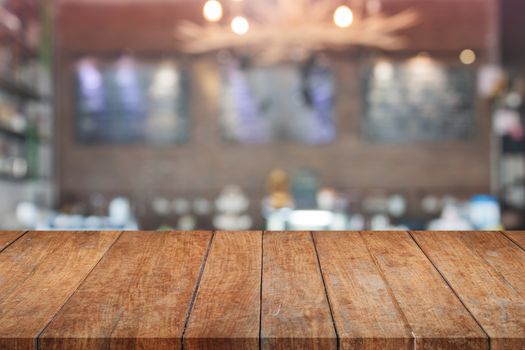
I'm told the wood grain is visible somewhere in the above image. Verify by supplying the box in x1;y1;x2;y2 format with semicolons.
0;231;24;252
184;231;261;350
261;231;336;350
361;231;487;349
412;231;525;349
0;231;120;350
39;231;212;350
2;230;525;349
313;231;412;350
504;231;525;250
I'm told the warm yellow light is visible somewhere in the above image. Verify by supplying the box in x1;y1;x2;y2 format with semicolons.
203;0;223;22
334;5;354;28
231;16;249;35
459;49;476;65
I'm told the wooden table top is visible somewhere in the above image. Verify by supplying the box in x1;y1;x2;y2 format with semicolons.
0;231;525;350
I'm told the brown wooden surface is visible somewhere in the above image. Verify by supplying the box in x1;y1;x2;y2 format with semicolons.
261;231;336;350
184;231;261;350
0;231;120;350
361;231;487;349
0;231;24;252
504;231;525;250
314;231;412;350
1;230;525;349
413;231;525;350
40;231;212;350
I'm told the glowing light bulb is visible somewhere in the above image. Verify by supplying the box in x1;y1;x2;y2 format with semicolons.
334;5;353;28
459;49;476;65
231;16;249;35
203;0;223;22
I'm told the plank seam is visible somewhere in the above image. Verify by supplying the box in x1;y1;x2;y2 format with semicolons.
259;231;264;350
180;230;215;350
311;231;340;350
0;230;28;254
464;232;520;295
16;233;82;298
501;230;525;253
34;230;125;350
360;231;415;349
407;231;491;350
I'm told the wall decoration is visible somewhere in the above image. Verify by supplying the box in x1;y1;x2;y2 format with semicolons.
74;56;189;144
363;56;476;142
176;0;419;65
221;57;335;144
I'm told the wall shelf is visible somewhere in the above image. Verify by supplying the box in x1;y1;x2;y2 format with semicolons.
0;77;47;101
0;126;26;139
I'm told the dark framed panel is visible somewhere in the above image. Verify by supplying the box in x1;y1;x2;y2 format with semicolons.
363;57;476;143
220;57;336;145
74;56;190;144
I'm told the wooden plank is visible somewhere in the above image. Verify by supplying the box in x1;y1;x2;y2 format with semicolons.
184;231;261;350
362;231;487;349
504;231;525;250
412;231;525;349
0;231;24;251
313;231;412;350
39;231;212;350
0;231;120;350
261;231;336;350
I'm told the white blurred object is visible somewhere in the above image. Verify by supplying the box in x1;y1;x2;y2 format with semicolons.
215;185;249;214
370;214;390;230
266;208;292;231
387;194;407;217
468;195;501;230
331;213;348;230
428;203;473;231
493;108;523;139
152;197;171;215
177;214;197;230
421;195;440;214
84;216;104;229
213;185;252;230
288;210;333;230
16;202;39;228
109;197;132;226
477;65;504;98
317;188;337;211
213;214;252;231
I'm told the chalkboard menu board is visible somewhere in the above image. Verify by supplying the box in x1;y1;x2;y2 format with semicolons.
363;58;476;142
74;56;189;144
220;57;335;144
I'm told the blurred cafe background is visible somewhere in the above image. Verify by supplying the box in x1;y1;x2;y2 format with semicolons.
0;0;524;231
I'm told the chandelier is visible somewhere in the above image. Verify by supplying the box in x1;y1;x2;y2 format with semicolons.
175;0;420;64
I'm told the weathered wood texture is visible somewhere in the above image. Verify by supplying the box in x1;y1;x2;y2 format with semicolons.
361;231;487;349
0;231;120;350
504;231;525;250
314;231;412;350
0;231;524;349
0;231;24;251
261;231;337;350
412;230;525;350
184;231;261;350
40;231;212;350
